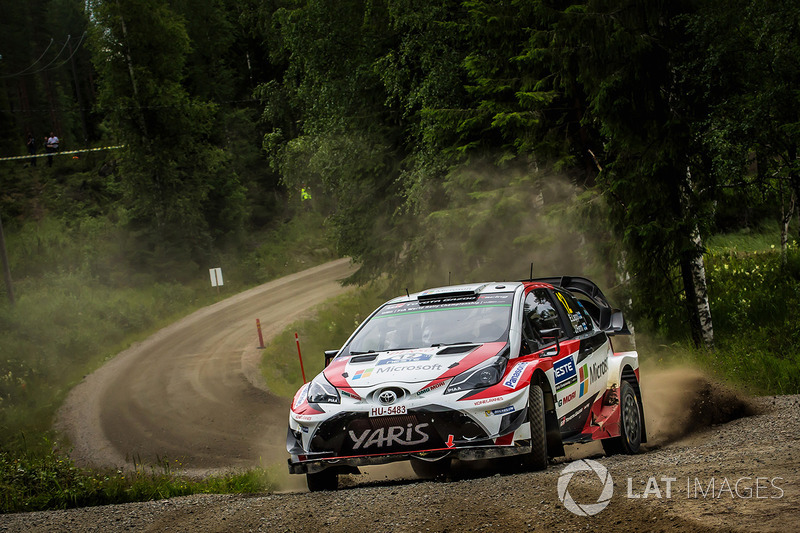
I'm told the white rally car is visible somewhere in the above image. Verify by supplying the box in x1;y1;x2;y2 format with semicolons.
287;277;645;491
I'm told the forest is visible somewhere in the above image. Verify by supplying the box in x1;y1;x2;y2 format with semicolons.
2;0;800;385
1;0;800;511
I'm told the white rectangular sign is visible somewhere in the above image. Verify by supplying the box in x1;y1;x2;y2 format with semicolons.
209;267;223;287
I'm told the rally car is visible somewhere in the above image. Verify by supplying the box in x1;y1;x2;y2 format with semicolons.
287;277;646;491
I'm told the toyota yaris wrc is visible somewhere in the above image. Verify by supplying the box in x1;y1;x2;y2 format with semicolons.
287;277;646;491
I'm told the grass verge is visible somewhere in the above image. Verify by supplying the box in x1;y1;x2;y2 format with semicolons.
0;447;276;513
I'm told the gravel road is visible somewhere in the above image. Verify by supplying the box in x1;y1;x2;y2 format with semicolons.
2;392;797;532
1;261;798;532
53;258;358;475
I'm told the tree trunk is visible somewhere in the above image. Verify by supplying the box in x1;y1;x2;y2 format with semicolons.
680;250;702;347
688;227;713;349
788;144;800;241
680;166;714;349
781;186;795;263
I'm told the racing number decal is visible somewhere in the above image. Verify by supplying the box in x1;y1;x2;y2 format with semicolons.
556;292;573;313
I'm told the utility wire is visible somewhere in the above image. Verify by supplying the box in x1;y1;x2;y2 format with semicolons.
0;33;88;80
0;38;55;78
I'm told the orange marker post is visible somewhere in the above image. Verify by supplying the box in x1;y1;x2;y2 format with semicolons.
256;319;265;349
295;332;307;384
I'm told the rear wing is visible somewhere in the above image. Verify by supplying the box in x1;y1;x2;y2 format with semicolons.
530;276;631;336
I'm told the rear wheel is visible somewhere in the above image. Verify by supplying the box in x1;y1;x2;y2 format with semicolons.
410;457;450;480
306;469;338;492
522;383;548;470
602;380;642;455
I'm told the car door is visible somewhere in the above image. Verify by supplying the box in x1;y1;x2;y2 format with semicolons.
549;288;610;437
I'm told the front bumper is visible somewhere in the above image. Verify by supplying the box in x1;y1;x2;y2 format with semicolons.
287;406;530;474
287;442;532;474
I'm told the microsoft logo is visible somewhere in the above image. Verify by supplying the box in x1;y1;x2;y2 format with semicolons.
352;368;373;379
579;364;589;397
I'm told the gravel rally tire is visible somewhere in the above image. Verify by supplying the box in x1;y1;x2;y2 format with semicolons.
523;383;548;470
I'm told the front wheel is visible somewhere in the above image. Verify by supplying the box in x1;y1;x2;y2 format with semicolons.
602;380;642;455
306;469;338;492
522;383;548;470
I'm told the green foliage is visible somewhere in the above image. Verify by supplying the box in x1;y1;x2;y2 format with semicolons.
89;0;252;263
0;446;276;513
707;242;800;340
637;236;800;394
237;211;338;284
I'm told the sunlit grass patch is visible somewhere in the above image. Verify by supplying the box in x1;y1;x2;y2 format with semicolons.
0;446;277;513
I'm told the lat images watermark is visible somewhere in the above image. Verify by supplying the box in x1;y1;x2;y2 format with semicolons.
557;459;614;516
557;460;785;517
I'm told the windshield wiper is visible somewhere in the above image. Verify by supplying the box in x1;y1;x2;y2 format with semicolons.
349;350;376;355
431;341;475;347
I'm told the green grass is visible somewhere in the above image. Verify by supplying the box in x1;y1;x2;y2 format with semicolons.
260;284;387;398
706;221;787;253
637;233;800;395
0;447;277;513
0;210;337;454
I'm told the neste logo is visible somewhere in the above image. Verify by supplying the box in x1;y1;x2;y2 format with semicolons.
554;356;577;391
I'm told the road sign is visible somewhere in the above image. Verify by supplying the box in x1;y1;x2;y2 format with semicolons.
209;267;223;287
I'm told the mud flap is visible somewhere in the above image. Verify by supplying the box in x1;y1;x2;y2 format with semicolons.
545;407;565;458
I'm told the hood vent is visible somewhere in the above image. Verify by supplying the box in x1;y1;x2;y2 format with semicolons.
436;344;479;355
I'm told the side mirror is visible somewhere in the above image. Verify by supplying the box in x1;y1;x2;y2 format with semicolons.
608;310;631;335
610;310;624;331
324;350;338;367
540;328;561;357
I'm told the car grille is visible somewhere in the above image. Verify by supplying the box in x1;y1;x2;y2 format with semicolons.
311;410;492;456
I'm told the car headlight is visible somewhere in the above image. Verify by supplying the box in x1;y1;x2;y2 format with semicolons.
307;374;340;404
445;356;507;394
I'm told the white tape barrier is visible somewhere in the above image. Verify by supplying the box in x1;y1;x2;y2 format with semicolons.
0;145;125;162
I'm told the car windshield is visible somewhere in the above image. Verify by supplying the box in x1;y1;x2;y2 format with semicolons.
344;293;514;354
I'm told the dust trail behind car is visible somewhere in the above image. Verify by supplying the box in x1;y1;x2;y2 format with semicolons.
640;364;757;447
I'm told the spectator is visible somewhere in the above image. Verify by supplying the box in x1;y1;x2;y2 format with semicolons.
45;132;59;167
26;132;37;167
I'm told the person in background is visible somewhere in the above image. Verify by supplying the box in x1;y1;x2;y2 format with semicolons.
26;132;37;167
45;132;59;167
301;185;312;211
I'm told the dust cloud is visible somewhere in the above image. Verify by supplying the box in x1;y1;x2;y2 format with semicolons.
404;165;613;291
640;364;757;446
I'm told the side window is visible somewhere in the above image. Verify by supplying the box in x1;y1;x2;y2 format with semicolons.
554;290;593;336
524;290;563;338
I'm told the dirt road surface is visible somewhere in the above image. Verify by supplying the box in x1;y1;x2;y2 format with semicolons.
1;262;798;532
54;258;358;475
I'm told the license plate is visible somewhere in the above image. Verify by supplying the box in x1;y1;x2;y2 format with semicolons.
369;405;407;417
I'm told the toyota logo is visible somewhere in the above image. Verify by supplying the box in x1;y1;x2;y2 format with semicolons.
378;390;398;405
